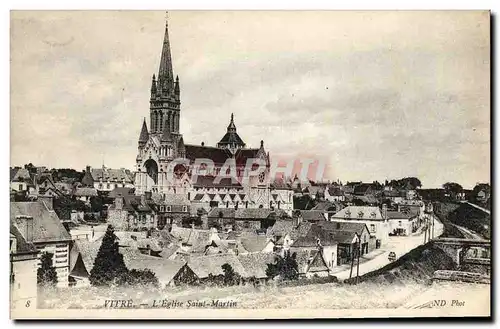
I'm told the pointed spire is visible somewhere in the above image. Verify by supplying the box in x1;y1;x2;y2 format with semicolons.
158;13;174;92
174;75;180;95
139;118;149;144
227;113;236;132
151;74;157;95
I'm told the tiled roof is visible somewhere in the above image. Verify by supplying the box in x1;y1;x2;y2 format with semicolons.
10;223;37;254
289;221;313;240
188;253;248;279
237;252;276;278
170;226;219;253
108;187;135;198
207;208;235;218
74;187;98;197
185;145;232;165
162;193;190;206
299;210;327;222
120;248;188;287
240;234;272;253
10;167;31;182
327;186;344;196
311;201;337;212
332;206;385;221
90;168;134;183
386;211;416;220
292;224;342;247
266;220;295;238
192;175;242;188
11;201;72;243
234;148;261;167
293;249;326;275
318;221;368;235
234;208;273;219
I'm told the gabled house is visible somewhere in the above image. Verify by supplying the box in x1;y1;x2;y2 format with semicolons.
81;165;134;192
294;249;330;278
10;224;39;309
10;167;32;192
11;200;73;287
325;186;345;202
330;206;389;248
386;211;418;236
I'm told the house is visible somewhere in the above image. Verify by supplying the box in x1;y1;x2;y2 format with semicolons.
10;224;39;310
187;253;248;282
294;249;330;278
317;221;374;263
330;206;389;248
342;181;362;194
266;220;295;254
170;225;221;254
324;186;345;202
155;193;191;229
238;231;275;253
386;211;418;236
206;208;278;232
10;167;32;192
81;165;134;192
11;199;73;287
107;193;157;231
74;187;98;203
269;178;294;215
237;252;277;284
291;224;338;270
121;248;197;287
297;210;328;222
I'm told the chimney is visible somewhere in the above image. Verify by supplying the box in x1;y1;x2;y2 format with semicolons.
145;191;152;201
382;204;388;220
38;195;54;211
25;216;34;242
201;141;205;147
86;166;91;173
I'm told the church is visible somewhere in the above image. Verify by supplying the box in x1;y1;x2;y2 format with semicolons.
134;18;293;214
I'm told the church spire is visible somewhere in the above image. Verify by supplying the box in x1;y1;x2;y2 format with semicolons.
138;118;149;144
158;13;174;92
227;113;236;132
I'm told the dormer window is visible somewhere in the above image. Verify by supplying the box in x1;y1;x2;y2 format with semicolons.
166;206;172;212
345;210;351;218
182;206;187;212
358;211;364;218
370;211;377;219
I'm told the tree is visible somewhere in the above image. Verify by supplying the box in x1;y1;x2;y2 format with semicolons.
443;182;463;195
266;252;299;281
221;263;241;286
125;269;159;287
37;252;58;286
89;225;128;286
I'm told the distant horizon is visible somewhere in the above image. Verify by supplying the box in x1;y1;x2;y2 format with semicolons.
10;11;490;190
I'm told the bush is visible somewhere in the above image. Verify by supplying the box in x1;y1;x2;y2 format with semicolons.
37;252;58;287
124;269;159;288
266;252;299;281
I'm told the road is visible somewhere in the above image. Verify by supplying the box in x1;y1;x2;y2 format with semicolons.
451;223;484;240
331;214;444;281
460;201;490;215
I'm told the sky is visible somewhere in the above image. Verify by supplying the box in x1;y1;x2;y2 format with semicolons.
10;11;490;189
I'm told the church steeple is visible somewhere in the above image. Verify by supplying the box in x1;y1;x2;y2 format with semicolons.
227;113;236;132
157;15;174;92
138;118;149;145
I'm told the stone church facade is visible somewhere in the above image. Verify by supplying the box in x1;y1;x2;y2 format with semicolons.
134;18;292;213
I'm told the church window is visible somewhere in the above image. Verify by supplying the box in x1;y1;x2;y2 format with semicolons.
278;201;281;209
245;201;248;208
226;201;229;208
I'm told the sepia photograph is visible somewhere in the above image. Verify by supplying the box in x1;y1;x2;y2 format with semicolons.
9;10;491;319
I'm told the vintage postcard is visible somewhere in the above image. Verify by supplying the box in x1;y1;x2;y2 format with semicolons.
9;10;490;319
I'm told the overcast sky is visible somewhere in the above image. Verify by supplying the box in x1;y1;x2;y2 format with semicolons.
11;11;490;188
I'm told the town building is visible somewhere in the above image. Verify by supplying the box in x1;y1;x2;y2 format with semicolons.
81;165;134;193
11;199;73;287
386;210;418;236
329;206;389;248
10;167;32;192
10;224;39;310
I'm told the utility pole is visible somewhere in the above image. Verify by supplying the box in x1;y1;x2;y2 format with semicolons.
349;245;354;280
356;243;361;284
